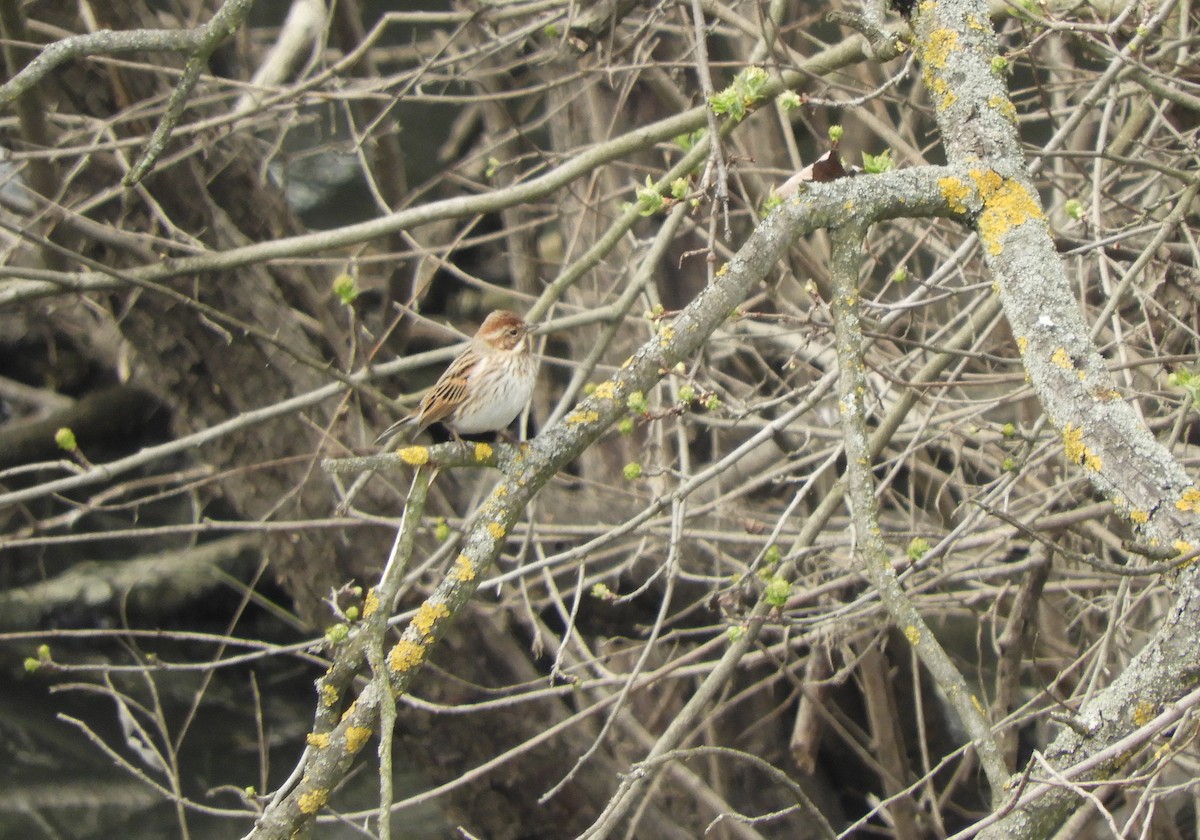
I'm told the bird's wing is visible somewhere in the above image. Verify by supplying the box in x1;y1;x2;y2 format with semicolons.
414;350;475;432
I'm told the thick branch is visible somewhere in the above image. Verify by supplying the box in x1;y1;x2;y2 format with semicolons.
908;0;1200;834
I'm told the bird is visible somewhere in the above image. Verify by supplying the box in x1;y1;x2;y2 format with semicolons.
378;310;538;442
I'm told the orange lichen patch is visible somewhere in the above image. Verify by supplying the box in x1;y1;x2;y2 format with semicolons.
969;170;1045;254
397;446;430;466
1176;488;1200;512
938;177;971;214
298;788;329;814
487;521;507;540
362;588;380;619
566;410;600;425
1051;347;1072;369
1129;509;1149;525
904;625;921;646
451;553;475;582
345;726;372;754
320;683;338;708
474;442;493;461
412;601;450;638
593;380;618;400
1062;424;1102;471
387;638;426;673
1132;700;1157;727
306;732;331;749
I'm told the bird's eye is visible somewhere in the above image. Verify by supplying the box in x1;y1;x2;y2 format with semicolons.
508;328;519;336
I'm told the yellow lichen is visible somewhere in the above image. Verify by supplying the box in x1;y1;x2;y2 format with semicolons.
362;588;380;619
1062;423;1102;471
1132;700;1157;727
397;445;430;466
923;28;958;69
1016;336;1028;354
1051;347;1072;369
320;683;338;708
1129;509;1149;525
473;442;493;461
594;381;618;400
969;170;1046;255
387;639;426;673
1174;540;1193;556
566;410;600;425
451;553;476;582
1177;488;1200;512
412;601;450;638
306;732;331;749
971;694;986;715
345;726;372;754
487;521;506;540
938;177;971;214
298;789;329;814
658;325;675;346
339;700;358;722
904;625;921;646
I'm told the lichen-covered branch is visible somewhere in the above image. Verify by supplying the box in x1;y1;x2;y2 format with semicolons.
909;0;1200;835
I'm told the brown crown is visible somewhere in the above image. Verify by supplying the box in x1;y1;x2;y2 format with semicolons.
476;309;531;350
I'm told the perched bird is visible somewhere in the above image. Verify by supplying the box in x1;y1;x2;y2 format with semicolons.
378;310;538;442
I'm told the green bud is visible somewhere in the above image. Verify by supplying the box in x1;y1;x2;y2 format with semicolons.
779;90;802;111
678;385;696;403
828;125;844;143
703;393;722;411
344;606;360;622
23;657;40;673
332;273;358;305
726;625;746;642
434;518;451;541
1002;422;1017;438
623;462;643;480
990;55;1010;75
325;623;349;643
670;178;689;200
1063;199;1084;220
764;576;792;608
891;267;909;283
617;417;635;436
764;544;781;566
907;537;931;561
627;391;648;413
590;582;612;599
55;427;77;452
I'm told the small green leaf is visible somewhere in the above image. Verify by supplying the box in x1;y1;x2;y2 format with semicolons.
861;149;894;174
